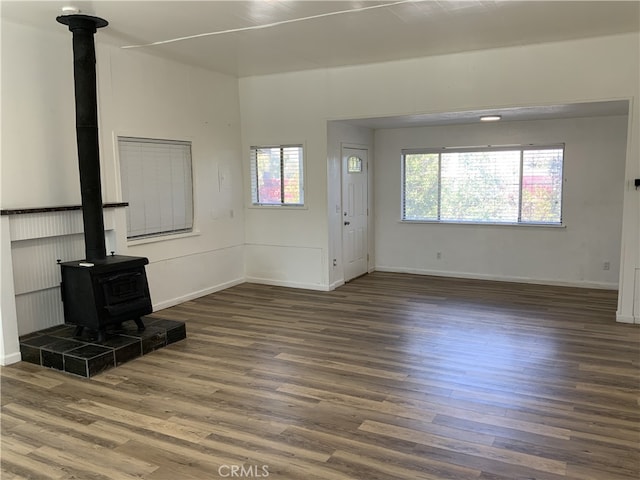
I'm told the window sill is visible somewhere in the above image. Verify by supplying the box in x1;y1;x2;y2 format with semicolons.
127;230;201;246
399;220;566;228
248;204;308;211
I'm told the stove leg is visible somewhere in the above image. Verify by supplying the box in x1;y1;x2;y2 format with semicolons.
74;326;84;337
97;330;107;343
133;317;145;332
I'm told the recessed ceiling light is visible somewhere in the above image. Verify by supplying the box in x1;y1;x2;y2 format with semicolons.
480;115;502;122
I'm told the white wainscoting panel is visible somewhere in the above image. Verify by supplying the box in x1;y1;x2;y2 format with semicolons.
15;288;65;336
9;210;84;241
8;208;121;336
11;234;85;295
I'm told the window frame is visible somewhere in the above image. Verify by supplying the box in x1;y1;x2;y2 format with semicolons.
249;144;305;207
117;136;195;241
401;144;565;226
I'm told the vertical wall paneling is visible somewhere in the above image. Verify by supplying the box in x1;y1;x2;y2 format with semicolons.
6;208;122;336
14;288;65;336
9;210;83;241
11;234;84;294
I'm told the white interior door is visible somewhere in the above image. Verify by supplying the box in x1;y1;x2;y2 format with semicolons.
342;147;368;282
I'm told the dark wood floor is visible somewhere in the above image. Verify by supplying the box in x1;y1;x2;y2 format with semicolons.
1;272;639;479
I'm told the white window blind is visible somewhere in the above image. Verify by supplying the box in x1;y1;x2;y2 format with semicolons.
402;145;563;224
118;137;194;239
250;145;304;206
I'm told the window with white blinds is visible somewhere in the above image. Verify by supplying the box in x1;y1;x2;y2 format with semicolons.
402;145;564;224
118;137;194;239
250;145;304;206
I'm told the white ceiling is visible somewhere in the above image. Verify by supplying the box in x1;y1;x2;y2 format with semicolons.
2;1;637;127
2;1;639;78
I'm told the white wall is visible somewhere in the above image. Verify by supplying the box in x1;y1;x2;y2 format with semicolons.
2;23;638;364
239;33;639;320
0;20;245;363
1;20;78;207
374;116;628;288
101;42;245;309
241;70;331;289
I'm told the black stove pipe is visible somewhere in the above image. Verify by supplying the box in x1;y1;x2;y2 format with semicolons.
56;14;108;262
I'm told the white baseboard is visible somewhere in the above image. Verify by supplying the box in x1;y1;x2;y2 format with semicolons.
616;313;639;324
374;266;618;290
246;276;330;291
329;279;345;291
152;277;245;311
1;351;22;366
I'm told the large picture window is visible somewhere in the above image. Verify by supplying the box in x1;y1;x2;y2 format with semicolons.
118;137;194;239
402;145;564;224
250;145;304;206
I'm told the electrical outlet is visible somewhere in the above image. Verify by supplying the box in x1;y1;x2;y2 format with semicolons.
603;261;610;271
436;252;442;260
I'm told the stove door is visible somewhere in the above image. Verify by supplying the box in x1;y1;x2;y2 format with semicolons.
98;267;152;319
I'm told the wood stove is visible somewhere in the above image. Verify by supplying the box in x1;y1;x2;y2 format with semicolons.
60;255;151;341
57;14;152;341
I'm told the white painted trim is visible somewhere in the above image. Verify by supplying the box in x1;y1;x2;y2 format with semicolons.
1;352;22;366
374;266;618;290
1;216;20;368
615;313;638;324
152;277;245;311
246;277;330;291
329;279;345;291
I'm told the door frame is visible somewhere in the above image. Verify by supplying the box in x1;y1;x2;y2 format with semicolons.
340;143;371;282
